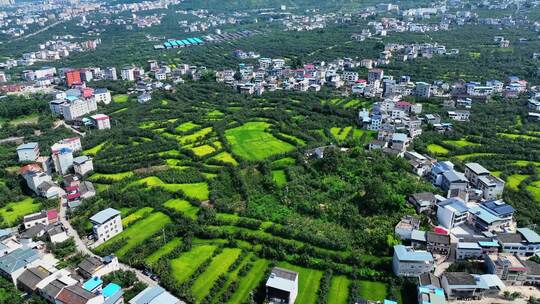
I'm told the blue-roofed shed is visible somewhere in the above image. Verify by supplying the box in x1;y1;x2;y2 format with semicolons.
82;277;103;292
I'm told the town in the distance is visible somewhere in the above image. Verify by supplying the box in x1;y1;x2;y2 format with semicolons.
0;0;539;304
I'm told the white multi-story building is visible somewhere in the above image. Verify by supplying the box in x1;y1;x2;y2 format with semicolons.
121;67;135;81
464;163;490;187
73;156;94;176
392;245;434;277
51;147;73;175
0;71;6;82
51;137;82;153
90;208;123;246
497;228;540;257
93;88;111;104
437;198;469;229
266;267;298;304
415;82;432;99
57;98;97;121
342;71;359;83
17;142;40;162
90;114;111;130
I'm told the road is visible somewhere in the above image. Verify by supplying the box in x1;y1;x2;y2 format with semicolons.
58;198;156;286
53;120;86;137
9;21;63;42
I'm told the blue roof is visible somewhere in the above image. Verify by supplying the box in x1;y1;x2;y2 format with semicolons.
102;283;121;298
187;38;197;43
89;208;120;224
518;228;540;243
130;286;180;304
0;248;39;274
194;37;203;43
83;277;103;291
384;300;398;304
181;39;190;45
469;205;502;224
394;245;433;262
481;200;515;216
170;41;178;46
392;133;408;142
95;88;108;94
478;241;499;247
17;142;38;150
164;42;172;48
175;40;184;45
440;198;468;214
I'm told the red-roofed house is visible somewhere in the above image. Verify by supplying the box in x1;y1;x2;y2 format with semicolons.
89;114;111;130
81;87;94;99
55;285;104;304
47;209;58;224
19;164;43;175
396;101;412;112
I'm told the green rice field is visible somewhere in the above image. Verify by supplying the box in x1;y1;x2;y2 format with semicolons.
328;275;350;304
0;198;40;227
164;199;198;219
171;245;217;283
277;262;323;304
225;122;295;160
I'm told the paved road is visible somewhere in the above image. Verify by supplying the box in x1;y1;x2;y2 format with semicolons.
58;198;156;286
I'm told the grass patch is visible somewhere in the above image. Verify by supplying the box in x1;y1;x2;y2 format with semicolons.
164;199;198;219
454;153;496;160
279;133;306;146
271;157;295;168
330;127;352;141
427;144;449;155
212;152;238;165
132;177;209;201
145;237;182;265
272;170;287;187
121;207;153;226
358;280;388;302
83;142;106;155
225;122;295;160
0;198;40;227
526;181;540;203
498;133;539;140
506;174;529;190
328;275;350;304
89;171;133;182
100;212;171;258
181;127;213;144
276;262;323;304
192;248;242;302
443;139;480;148
171;245;217;283
176;121;200;132
9;113;39;126
228;259;269;304
191;145;216;157
513;160;540;167
113;94;129;103
352;129;376;142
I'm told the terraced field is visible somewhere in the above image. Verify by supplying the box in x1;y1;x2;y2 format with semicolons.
0;198;41;227
328;276;350;304
277;262;323;304
427;144;449;155
97;212;171;258
225;122;295;160
171;245;217;283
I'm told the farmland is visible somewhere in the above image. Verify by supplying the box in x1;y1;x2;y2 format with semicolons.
225;122;295;160
0;198;40;227
66;82;439;304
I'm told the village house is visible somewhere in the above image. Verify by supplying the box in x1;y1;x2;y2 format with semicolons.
16;142;40;162
437;198;469;229
90;114;111;130
497;228;540;257
441;272;504;300
77;255;119;279
484;253;528;286
89;208;123;247
265;267;299;304
467;200;515;232
394;215;420;240
73;156;94;176
129;285;183;304
408;192;437;213
392;245;434;277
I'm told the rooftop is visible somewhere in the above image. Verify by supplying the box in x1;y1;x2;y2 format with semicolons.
393;245;433;262
17;142;38;150
465;162;490;175
0;248;40;274
443;272;476;286
517;228;540;243
266;267;298;292
89;208;120;225
130;285;181;304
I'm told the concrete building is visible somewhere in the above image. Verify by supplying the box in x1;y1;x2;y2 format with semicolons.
394;215;420;240
477;175;505;200
408;192;437;213
437;198;469;229
51;147;73;175
441;170;468;193
392;245;434;277
90;208;123;246
0;248;41;284
77;255;119;279
368;68;384;83
468;200;515;232
497;228;540;257
441;272;504;300
485;253;528;285
266;267;299;304
121;67;136;81
129;285;183;304
93;88;111;104
464;163;490;187
17;142;40;162
55;284;104;304
90;114;111;130
415;82;432;99
73;156;94;176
